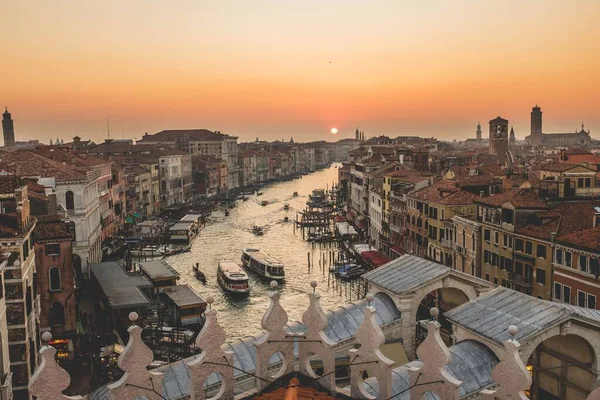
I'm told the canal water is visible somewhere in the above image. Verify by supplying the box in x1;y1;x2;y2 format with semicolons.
170;164;364;341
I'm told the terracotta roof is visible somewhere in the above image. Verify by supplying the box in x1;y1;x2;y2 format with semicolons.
456;174;500;187
32;147;109;167
34;221;73;242
0;151;85;181
475;188;547;209
538;162;594;173
408;180;477;206
516;201;597;240
252;377;342;400
556;226;600;251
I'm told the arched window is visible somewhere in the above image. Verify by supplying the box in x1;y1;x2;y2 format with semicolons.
49;267;61;291
50;302;65;326
65;191;74;210
161;180;167;192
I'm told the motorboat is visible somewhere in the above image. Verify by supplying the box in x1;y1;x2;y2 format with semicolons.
283;203;290;210
161;245;191;257
217;261;250;295
283;216;289;222
257;191;264;196
253;225;264;236
130;245;165;257
293;192;298;197
261;200;268;206
337;264;366;280
192;265;207;284
241;249;285;280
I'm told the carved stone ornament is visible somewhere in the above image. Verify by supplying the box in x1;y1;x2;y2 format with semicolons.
28;333;84;400
409;308;462;400
349;303;395;399
481;325;532;400
186;305;235;399
560;321;571;336
298;281;336;392
107;312;165;400
254;282;295;391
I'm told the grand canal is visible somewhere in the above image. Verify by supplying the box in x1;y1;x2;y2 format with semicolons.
170;164;363;341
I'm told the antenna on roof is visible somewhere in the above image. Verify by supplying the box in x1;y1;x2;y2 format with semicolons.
106;116;110;139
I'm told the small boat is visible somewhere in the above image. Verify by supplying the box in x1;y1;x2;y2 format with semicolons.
283;216;289;222
130;245;164;257
261;200;268;206
283;203;290;210
225;209;230;216
193;264;207;284
217;261;250;295
253;225;264;236
257;191;264;196
241;249;285;280
293;192;298;197
242;197;249;202
337;264;366;280
161;245;191;256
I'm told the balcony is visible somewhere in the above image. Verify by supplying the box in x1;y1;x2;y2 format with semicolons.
508;272;533;288
441;239;453;248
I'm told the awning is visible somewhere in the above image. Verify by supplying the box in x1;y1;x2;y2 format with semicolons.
346;210;356;220
125;216;134;224
362;251;392;267
390;246;406;256
132;212;142;219
335;215;347;222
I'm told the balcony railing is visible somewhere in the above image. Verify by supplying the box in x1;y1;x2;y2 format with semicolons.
441;239;453;248
508;272;533;288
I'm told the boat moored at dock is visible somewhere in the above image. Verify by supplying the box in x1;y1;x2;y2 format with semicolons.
241;249;285;280
217;261;250;295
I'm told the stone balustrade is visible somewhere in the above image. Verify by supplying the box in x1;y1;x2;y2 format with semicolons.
28;281;600;400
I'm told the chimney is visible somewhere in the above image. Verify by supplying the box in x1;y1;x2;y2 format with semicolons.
594;207;600;227
550;232;557;242
399;154;404;164
480;190;484;198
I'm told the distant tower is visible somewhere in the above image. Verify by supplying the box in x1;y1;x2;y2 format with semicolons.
530;105;543;145
355;128;360;140
489;116;509;157
2;107;15;148
476;122;482;144
509;126;516;146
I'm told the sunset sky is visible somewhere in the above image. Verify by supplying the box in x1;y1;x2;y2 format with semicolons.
1;1;599;144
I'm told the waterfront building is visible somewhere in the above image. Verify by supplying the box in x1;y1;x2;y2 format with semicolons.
0;178;39;399
526;105;593;147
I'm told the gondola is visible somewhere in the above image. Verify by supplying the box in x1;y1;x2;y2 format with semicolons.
192;264;207;284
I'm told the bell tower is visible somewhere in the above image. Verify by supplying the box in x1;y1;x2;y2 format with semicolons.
489;116;509;157
2;107;15;148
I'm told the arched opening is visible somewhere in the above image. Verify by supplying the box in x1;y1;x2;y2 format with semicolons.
65;191;74;210
49;266;61;291
50;302;65;327
527;334;597;400
415;287;470;348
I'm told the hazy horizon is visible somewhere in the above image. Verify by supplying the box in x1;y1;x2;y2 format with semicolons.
2;1;599;144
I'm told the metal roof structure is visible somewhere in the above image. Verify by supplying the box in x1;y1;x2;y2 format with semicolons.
445;287;600;345
163;285;206;308
139;260;179;281
169;222;194;231
363;254;450;294
89;293;402;400
90;262;152;309
364;340;498;399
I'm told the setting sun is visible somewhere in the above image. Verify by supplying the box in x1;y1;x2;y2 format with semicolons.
331;128;338;134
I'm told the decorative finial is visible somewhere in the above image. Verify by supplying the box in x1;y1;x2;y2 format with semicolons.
365;293;374;306
310;280;317;293
430;307;440;320
508;325;518;337
128;312;138;324
206;295;214;309
270;280;278;289
41;332;52;343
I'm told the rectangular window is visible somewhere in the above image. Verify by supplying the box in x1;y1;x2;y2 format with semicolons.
591;258;599;277
525;241;533;255
491;253;498;267
484;250;491;264
565;252;572;267
494;231;499;245
485;273;490;281
579;255;588;273
537;244;546;259
515;262;523;276
536;268;546;285
588;294;597;309
500;256;506;270
505;259;514;272
493;277;498;285
503;234;508;248
554;282;562;301
556;249;563;265
484;229;491;242
578;290;587;307
563;285;571;304
515;239;524;252
45;243;61;256
578;177;584;187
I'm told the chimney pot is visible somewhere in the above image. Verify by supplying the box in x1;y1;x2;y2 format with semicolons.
480;190;484;198
550;232;557;242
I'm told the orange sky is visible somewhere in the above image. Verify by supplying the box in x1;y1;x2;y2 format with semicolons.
1;1;599;144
